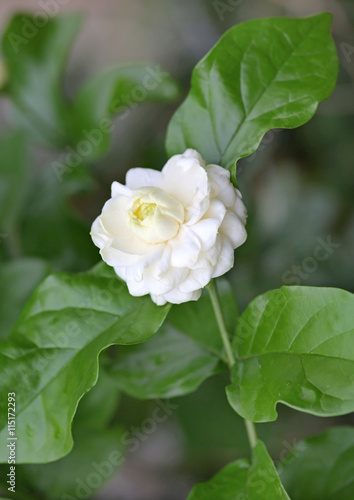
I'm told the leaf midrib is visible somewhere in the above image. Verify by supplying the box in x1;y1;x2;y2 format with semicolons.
236;351;354;363
220;20;317;165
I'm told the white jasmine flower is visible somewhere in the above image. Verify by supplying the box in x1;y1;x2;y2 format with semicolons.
91;149;247;305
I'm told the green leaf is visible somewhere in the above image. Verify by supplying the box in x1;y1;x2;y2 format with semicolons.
226;287;354;422
2;14;179;158
74;365;120;431
0;258;51;339
2;13;81;147
20;427;124;500
20;173;98;271
279;426;354;500
107;280;236;399
166;14;338;179
187;440;290;499
72;63;180;161
169;279;238;353
0;132;27;230
0;264;169;463
6;369;123;500
108;325;223;400
175;375;250;460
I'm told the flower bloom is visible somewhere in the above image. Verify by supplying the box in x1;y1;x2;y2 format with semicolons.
91;149;247;305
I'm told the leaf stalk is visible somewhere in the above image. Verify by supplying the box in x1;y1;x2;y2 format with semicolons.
207;279;258;450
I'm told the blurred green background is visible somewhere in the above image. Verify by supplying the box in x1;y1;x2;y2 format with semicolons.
0;0;353;499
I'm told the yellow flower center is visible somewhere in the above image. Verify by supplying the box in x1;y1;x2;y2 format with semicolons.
127;187;184;244
134;202;157;221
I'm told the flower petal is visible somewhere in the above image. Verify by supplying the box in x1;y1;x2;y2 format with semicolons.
111;181;131;198
126;168;163;189
190;218;220;252
202;198;226;226
100;244;141;268
124;273;150;297
207;165;236;208
100;196;131;238
170;226;202;268
178;267;213;293
162;150;210;224
143;265;189;296
220;211;248;248
212;236;235;278
151;287;202;306
90;216;111;248
233;191;248;225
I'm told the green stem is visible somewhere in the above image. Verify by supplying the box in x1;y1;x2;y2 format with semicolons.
207;279;258;450
207;280;235;368
245;419;258;449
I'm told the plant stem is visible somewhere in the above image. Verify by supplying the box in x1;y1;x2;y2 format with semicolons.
207;279;258;450
244;418;258;449
207;280;235;368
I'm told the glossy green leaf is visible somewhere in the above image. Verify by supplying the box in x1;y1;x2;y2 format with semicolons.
20;427;124;500
5;370;123;500
107;325;223;399
0;264;169;463
227;287;354;422
72;63;180;161
107;280;236;399
279;426;354;500
187;440;290;499
2;13;81;147
166;14;338;179
73;365;120;431
0;258;51;339
0;132;27;230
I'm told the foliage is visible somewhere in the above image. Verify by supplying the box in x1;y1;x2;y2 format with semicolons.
0;9;352;500
0;370;123;499
279;426;354;500
0;264;169;463
166;14;338;182
187;441;290;499
2;13;180;154
227;286;354;422
106;280;236;398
